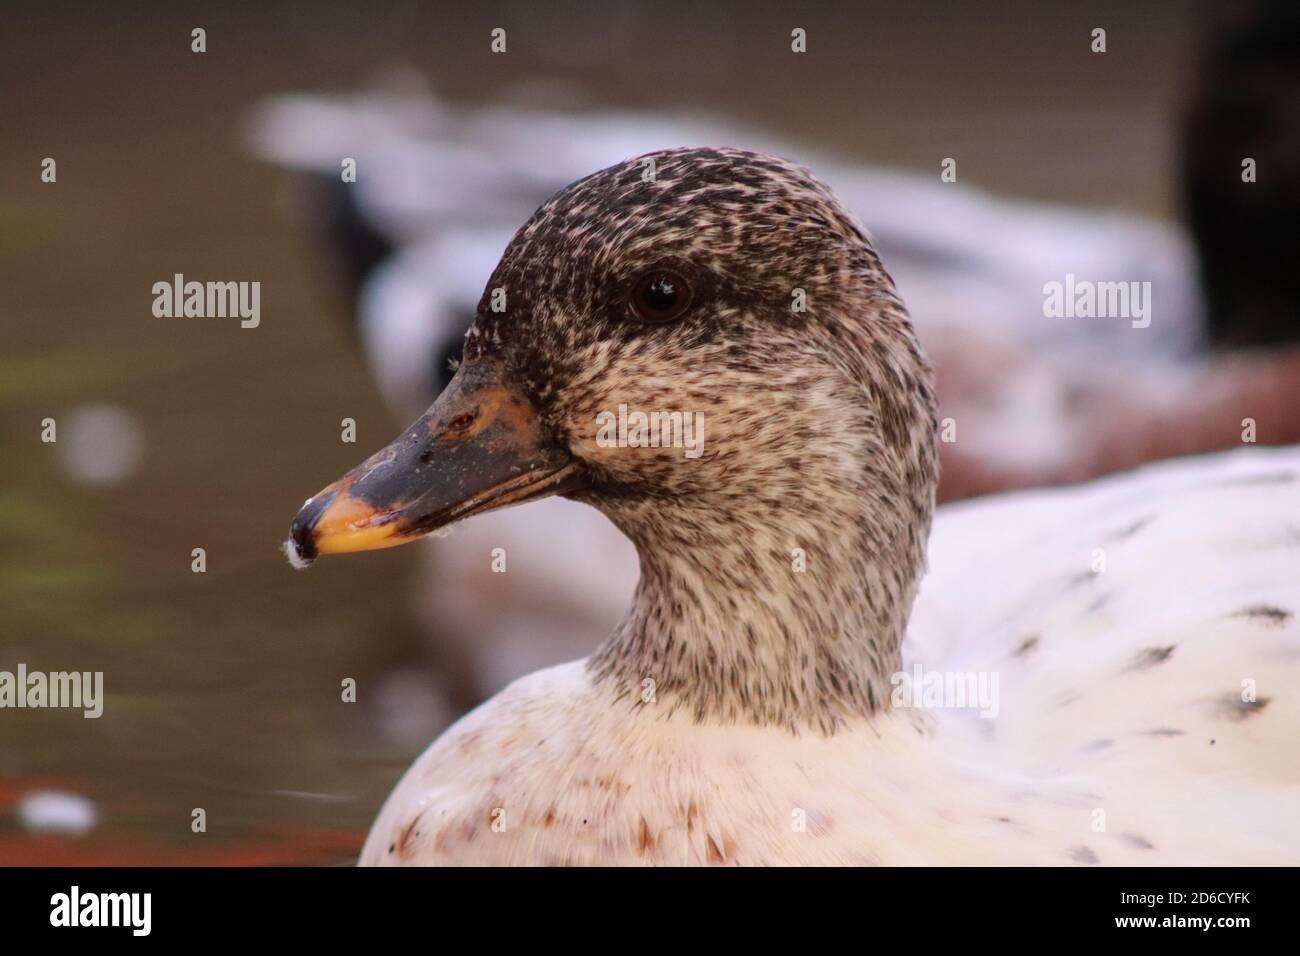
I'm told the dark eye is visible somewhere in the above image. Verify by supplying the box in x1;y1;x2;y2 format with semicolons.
630;270;692;323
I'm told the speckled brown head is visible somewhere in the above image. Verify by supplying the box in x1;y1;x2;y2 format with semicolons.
288;147;938;731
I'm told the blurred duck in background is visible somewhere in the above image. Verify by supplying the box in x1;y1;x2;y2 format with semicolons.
249;5;1300;711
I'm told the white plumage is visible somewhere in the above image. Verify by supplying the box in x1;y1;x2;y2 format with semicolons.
364;446;1300;865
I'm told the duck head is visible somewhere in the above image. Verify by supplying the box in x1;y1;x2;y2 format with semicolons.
288;147;938;731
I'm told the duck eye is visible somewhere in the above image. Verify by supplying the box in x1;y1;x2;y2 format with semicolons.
630;270;692;323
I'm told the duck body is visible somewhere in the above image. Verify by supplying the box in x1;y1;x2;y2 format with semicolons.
362;446;1300;866
363;662;980;866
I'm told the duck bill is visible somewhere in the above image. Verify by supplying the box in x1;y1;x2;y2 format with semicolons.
286;360;582;566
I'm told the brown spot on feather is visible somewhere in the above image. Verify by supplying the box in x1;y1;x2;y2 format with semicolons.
1121;833;1155;850
1230;604;1292;626
1012;635;1039;659
1069;845;1099;864
1129;645;1176;670
636;816;657;855
1110;515;1154;541
395;809;427;859
1218;694;1271;721
705;834;726;864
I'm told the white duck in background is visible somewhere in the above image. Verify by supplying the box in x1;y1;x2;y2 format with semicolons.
246;71;1206;423
286;149;1299;865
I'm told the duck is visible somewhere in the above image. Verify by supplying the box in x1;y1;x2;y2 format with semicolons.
286;148;1300;865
